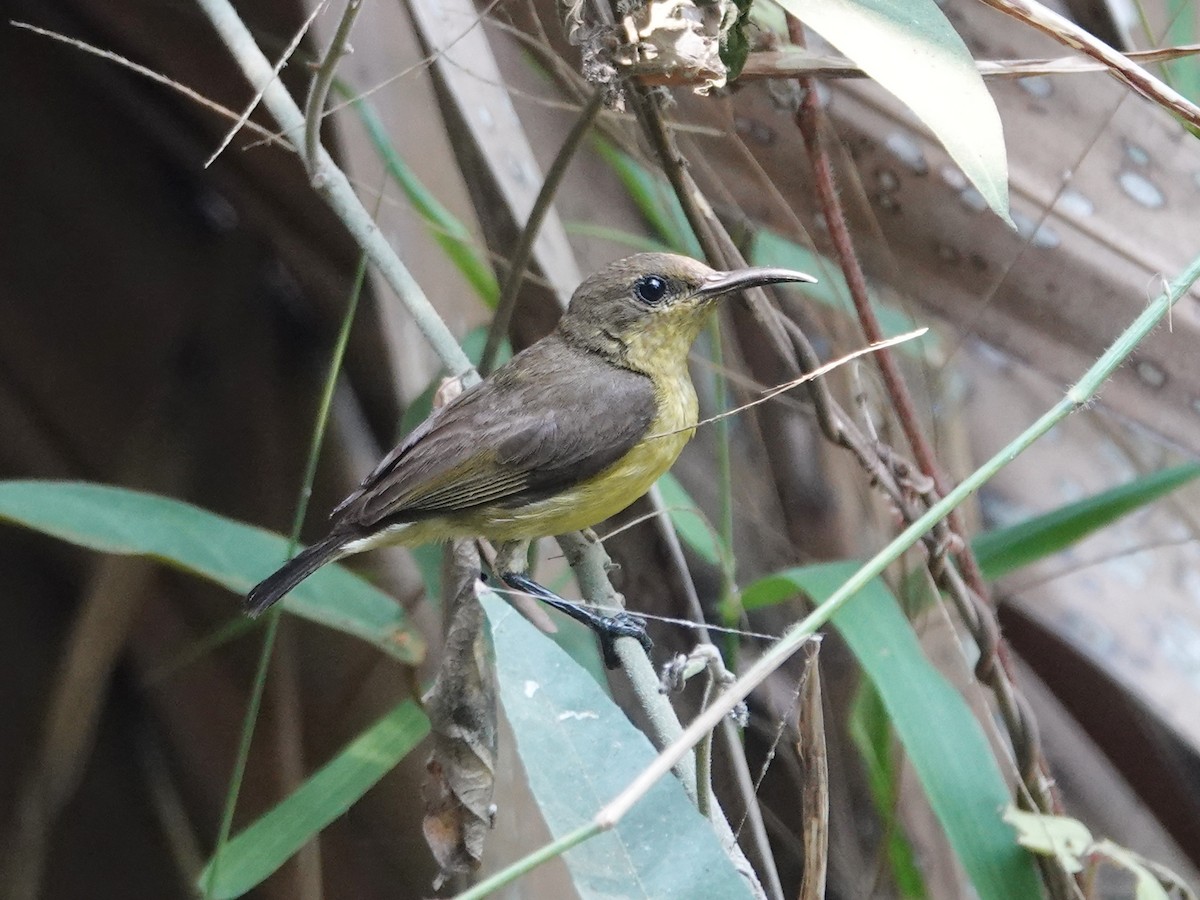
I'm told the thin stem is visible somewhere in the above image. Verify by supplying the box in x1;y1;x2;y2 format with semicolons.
556;531;770;899
555;531;698;800
646;486;786;900
304;0;364;178
204;254;370;895
202;610;281;898
798;650;828;900
287;255;370;550
9;22;288;148
451;822;602;900
479;90;604;375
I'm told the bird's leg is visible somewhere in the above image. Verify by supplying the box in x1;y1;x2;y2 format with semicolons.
493;540;652;669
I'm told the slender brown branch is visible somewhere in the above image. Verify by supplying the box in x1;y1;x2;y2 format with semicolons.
790;71;996;615
786;31;1071;895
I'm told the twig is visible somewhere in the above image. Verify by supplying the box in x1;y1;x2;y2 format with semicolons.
645;486;787;900
557;531;697;795
975;0;1200;129
479;89;604;375
650;330;928;440
205;220;373;895
194;0;475;381
303;0;364;178
659;645;742;819
205;0;327;168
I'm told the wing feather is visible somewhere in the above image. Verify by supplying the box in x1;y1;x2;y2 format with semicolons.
332;336;657;531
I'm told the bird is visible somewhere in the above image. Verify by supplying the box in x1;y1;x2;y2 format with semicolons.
246;252;815;665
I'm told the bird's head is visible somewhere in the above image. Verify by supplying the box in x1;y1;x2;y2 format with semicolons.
558;252;816;371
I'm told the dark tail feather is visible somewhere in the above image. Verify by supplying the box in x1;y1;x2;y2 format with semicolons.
245;532;349;617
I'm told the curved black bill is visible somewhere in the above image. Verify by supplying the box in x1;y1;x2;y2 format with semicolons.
695;266;817;299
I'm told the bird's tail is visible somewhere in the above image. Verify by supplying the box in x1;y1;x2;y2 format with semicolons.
245;532;349;617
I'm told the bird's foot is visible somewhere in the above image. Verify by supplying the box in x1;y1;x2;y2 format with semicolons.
499;571;652;669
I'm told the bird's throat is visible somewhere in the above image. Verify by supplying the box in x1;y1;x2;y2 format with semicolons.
620;309;709;378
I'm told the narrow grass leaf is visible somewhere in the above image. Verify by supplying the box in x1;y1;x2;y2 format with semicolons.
0;481;423;663
345;91;500;307
973;462;1200;580
198;701;430;899
778;0;1011;222
741;561;1041;900
655;472;726;567
481;591;755;900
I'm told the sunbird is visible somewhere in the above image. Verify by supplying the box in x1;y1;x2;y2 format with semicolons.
247;253;815;664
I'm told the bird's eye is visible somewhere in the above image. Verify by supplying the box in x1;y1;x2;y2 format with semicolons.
634;274;669;305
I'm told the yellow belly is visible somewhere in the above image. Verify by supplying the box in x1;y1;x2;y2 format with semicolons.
385;373;699;546
476;374;697;538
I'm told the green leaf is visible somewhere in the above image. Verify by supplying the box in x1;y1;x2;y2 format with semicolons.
593;141;704;257
481;591;756;900
749;230;932;357
1002;807;1090;874
778;0;1011;222
0;481;423;663
848;681;926;897
742;562;1041;900
973;462;1200;580
655;472;726;567
344;91;501;308
198;701;430;899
